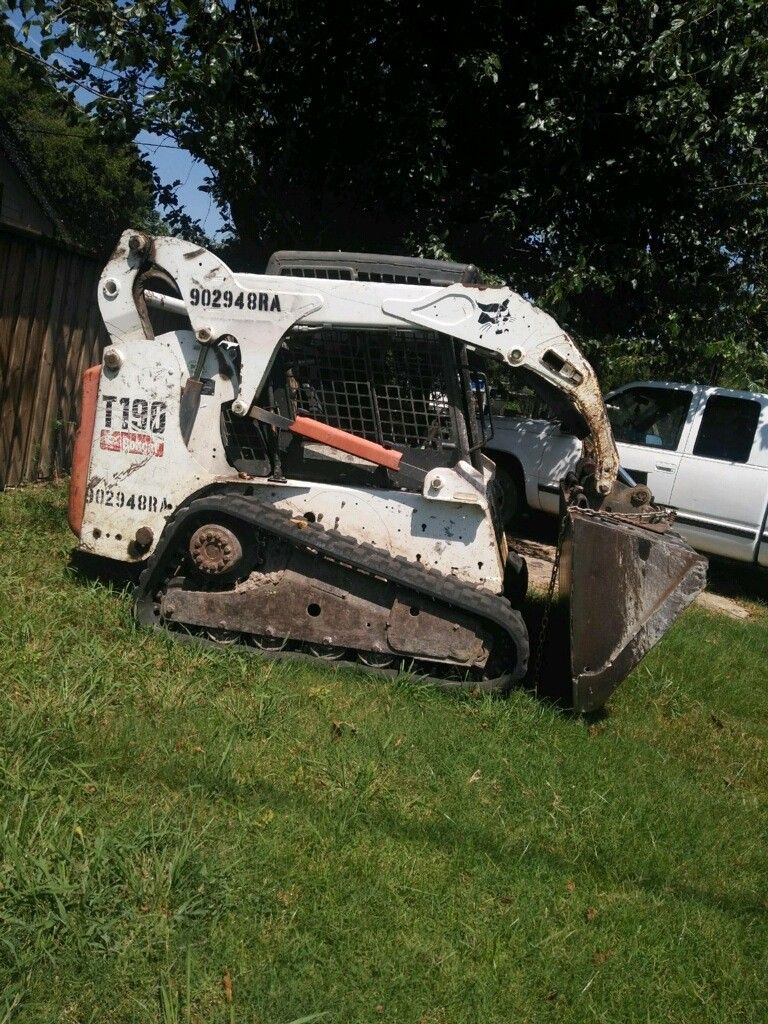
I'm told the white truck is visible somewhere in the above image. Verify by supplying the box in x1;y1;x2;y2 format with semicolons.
487;380;768;568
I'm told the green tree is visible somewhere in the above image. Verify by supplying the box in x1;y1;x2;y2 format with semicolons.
0;22;157;253
7;1;767;387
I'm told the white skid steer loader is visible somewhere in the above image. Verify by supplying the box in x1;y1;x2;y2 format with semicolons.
68;231;706;712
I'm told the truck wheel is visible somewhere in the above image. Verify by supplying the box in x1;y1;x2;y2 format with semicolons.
494;464;524;528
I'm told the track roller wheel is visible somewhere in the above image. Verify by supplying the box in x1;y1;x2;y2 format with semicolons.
252;634;289;652
308;643;347;660
358;652;395;668
204;628;239;645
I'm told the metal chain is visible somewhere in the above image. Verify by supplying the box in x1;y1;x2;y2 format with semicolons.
570;506;672;526
532;510;569;689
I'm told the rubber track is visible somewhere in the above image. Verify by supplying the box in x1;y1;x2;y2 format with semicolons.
135;491;529;691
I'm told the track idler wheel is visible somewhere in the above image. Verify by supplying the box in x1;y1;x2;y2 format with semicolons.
189;524;243;575
186;520;257;586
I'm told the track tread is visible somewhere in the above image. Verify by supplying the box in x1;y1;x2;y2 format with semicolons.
135;490;529;691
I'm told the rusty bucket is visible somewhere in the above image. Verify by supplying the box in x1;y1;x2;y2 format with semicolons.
542;509;707;713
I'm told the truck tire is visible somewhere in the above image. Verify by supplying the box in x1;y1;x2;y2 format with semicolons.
493;461;525;528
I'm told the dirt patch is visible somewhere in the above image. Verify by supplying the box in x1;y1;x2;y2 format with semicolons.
510;537;559;593
695;591;751;620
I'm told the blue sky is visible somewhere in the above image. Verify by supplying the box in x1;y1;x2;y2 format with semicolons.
5;10;227;237
132;133;227;237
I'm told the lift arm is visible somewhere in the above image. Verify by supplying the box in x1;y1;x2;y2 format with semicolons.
99;231;620;494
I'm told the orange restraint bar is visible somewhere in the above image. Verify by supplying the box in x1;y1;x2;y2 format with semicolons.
68;365;101;536
289;415;403;472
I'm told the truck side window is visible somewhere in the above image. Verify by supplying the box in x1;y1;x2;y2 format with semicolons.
692;395;760;463
606;387;692;450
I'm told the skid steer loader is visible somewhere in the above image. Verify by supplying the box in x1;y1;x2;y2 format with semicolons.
68;231;706;712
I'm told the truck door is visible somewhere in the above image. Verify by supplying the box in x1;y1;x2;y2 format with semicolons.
605;384;695;503
669;392;768;563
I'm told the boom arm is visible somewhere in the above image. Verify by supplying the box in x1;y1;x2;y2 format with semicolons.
99;231;620;494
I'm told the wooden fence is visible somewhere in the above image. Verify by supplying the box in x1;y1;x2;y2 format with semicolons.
0;224;106;489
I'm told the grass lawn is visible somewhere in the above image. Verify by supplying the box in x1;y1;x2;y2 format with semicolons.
0;483;767;1024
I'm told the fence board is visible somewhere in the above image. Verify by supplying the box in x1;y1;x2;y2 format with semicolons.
51;251;95;479
0;238;28;417
36;251;82;480
58;259;102;473
22;246;66;481
11;241;59;484
0;241;43;487
0;239;23;487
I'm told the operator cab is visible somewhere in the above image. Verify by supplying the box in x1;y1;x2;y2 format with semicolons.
220;252;494;490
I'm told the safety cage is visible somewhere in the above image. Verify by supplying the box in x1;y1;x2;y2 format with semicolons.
220;326;494;484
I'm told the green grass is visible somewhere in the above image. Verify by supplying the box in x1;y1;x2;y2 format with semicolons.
0;484;767;1024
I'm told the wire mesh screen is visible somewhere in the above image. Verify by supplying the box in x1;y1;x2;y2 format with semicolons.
284;328;455;449
221;404;269;464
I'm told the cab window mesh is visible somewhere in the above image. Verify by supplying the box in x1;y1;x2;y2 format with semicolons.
283;328;456;449
220;327;494;474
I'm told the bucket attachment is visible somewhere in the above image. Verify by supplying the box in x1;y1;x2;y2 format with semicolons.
543;509;707;713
